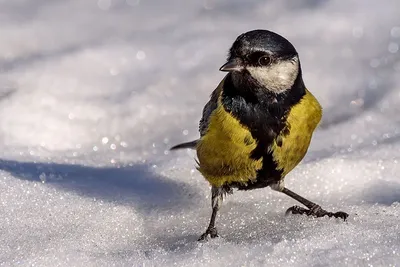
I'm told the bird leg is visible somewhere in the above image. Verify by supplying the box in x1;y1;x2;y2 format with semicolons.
198;186;226;241
281;187;349;220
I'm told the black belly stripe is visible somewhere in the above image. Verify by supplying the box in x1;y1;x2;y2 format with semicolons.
221;71;305;190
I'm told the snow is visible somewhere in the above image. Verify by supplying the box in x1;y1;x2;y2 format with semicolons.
0;0;399;266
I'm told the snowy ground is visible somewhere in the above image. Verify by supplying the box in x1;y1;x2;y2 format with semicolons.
0;0;399;266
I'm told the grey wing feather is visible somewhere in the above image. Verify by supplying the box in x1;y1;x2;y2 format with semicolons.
170;78;225;151
199;82;223;136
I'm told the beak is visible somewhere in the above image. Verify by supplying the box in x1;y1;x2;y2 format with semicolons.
219;59;243;72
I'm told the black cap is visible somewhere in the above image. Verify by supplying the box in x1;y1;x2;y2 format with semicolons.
228;30;297;60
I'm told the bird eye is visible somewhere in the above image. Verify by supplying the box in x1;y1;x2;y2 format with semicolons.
258;56;271;66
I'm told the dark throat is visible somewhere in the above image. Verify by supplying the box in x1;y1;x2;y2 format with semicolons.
221;70;306;189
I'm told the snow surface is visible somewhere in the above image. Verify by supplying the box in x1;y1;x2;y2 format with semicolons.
0;0;400;266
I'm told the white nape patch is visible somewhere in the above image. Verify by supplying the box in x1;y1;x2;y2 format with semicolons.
247;56;299;93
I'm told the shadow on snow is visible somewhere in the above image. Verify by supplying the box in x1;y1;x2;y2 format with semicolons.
0;159;201;214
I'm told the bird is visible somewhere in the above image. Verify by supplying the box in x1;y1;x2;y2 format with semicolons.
170;29;348;241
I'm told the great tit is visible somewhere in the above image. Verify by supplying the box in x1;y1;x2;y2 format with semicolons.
171;29;348;241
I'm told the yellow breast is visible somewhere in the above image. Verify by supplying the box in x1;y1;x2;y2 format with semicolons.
272;89;322;176
196;89;321;187
196;100;262;187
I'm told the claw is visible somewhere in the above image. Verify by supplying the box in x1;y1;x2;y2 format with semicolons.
198;227;219;241
286;205;349;221
332;211;349;221
285;205;308;215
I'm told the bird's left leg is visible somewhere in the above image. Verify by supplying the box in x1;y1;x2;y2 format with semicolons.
271;183;348;220
198;186;229;241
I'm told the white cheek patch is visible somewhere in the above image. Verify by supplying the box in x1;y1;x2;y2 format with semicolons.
247;56;299;93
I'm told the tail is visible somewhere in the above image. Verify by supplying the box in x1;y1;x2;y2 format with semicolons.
170;140;199;150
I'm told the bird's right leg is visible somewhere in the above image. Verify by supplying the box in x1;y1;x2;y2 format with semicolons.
198;186;225;241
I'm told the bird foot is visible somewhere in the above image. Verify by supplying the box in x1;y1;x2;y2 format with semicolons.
198;227;219;241
285;205;349;221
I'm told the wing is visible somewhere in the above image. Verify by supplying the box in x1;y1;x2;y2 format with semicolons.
170;77;226;150
199;77;226;136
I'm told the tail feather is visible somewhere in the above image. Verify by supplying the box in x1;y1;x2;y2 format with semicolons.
170;140;199;150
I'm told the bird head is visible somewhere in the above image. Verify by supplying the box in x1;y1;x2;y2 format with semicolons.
220;30;300;94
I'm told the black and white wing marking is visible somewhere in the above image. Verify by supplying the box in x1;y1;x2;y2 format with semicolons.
199;78;225;136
